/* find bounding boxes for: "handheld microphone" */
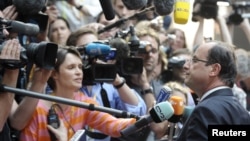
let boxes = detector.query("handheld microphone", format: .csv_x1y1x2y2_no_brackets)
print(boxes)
120,101,174,137
156,85,172,103
168,96,185,123
122,0,148,10
168,96,184,141
182,105,194,122
84,42,111,56
174,0,190,24
153,0,175,16
99,0,115,20
70,130,85,141
0,19,40,36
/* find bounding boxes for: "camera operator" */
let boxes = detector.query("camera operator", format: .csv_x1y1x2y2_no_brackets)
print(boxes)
63,27,146,141
0,38,21,141
0,4,59,141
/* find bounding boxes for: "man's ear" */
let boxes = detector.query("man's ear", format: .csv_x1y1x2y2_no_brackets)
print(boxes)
210,63,221,76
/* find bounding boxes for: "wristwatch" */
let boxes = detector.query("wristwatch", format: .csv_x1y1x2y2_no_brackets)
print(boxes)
76,5,83,10
114,77,126,89
141,87,153,95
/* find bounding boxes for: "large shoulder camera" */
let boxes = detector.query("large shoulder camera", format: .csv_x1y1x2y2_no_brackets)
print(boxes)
0,40,58,70
76,41,117,85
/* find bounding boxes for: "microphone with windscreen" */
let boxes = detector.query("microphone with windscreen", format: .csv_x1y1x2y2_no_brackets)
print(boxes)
122,0,148,10
120,101,174,137
99,0,115,20
153,0,175,16
0,18,40,36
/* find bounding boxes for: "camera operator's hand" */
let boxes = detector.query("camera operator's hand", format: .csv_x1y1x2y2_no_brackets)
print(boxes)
0,39,21,61
27,66,52,93
47,119,68,141
130,67,150,89
81,23,105,34
67,0,91,16
45,5,59,23
2,5,18,20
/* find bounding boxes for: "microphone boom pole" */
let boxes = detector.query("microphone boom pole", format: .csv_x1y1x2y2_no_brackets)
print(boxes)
98,6,155,34
0,84,139,119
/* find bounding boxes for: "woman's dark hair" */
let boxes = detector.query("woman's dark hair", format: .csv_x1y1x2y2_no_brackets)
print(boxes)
47,47,82,90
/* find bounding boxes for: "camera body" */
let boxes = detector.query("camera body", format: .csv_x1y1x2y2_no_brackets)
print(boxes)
77,42,117,85
192,0,219,21
0,41,58,70
228,1,250,25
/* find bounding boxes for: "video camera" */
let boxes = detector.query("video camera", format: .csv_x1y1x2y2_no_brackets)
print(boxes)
78,25,157,85
227,1,250,25
0,40,58,70
0,18,58,70
192,0,230,21
76,41,117,85
114,26,159,76
161,56,186,83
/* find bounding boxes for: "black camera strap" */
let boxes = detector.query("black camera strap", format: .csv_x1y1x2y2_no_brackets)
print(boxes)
100,83,111,108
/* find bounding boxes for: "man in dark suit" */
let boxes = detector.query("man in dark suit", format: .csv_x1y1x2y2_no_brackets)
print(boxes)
176,40,250,141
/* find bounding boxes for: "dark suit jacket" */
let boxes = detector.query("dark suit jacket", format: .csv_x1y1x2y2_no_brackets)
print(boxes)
176,88,250,141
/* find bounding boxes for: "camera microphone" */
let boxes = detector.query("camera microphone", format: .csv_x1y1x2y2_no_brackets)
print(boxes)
85,42,111,56
0,18,40,36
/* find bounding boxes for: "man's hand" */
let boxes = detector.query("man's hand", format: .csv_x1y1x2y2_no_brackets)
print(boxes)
0,39,21,61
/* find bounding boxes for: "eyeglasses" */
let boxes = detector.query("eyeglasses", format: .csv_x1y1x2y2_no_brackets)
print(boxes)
191,57,209,64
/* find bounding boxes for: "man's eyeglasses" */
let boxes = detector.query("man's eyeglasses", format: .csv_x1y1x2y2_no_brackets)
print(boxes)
191,57,209,64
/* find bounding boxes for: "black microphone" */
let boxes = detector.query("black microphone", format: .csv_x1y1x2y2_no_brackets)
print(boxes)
0,18,40,36
153,0,175,15
99,0,115,20
12,0,46,16
122,0,148,10
120,101,174,137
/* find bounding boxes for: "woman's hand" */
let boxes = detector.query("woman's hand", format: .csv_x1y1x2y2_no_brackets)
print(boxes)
47,119,68,141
